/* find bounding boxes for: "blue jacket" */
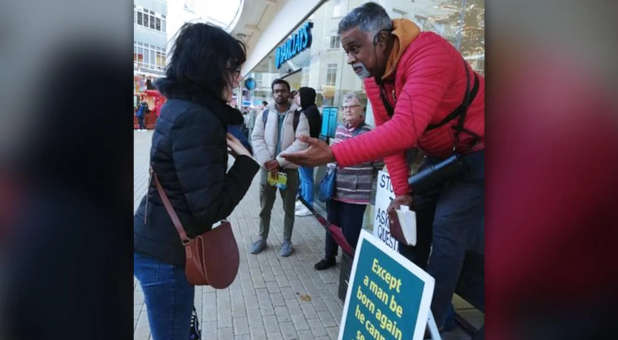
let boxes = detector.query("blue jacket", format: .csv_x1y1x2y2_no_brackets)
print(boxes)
135,103,147,118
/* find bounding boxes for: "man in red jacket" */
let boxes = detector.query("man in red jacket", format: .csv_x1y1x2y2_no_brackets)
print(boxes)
282,2,484,334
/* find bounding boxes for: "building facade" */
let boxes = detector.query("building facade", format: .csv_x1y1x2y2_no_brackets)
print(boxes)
133,0,167,96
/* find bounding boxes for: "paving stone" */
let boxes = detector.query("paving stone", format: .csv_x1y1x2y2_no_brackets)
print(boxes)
233,316,250,335
291,313,310,331
308,318,329,337
279,321,298,340
297,329,314,340
218,327,234,340
274,306,291,323
326,326,340,339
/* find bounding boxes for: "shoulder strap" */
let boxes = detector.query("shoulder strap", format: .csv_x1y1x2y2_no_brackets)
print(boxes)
293,110,300,132
151,168,190,245
262,109,269,127
427,60,479,131
379,85,395,117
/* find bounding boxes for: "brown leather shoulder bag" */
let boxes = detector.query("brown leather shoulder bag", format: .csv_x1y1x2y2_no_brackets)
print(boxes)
151,169,239,288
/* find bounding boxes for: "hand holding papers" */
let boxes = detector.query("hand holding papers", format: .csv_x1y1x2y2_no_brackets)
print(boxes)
388,205,417,246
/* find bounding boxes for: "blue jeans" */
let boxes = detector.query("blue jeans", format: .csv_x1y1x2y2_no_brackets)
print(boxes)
298,166,314,206
134,252,194,340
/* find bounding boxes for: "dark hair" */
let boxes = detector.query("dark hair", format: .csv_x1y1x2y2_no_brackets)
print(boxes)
262,101,268,106
156,23,246,101
338,2,392,35
271,78,290,92
290,90,298,98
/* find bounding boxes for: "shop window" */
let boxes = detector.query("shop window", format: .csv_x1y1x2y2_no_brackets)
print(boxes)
330,36,341,49
326,64,337,86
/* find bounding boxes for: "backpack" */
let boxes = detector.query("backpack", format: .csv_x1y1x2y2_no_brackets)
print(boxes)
262,109,300,133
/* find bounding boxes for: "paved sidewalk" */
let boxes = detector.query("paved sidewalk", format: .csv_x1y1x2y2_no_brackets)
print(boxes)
133,130,478,340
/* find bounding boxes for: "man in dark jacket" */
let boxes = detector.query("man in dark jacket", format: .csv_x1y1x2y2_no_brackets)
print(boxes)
294,87,322,216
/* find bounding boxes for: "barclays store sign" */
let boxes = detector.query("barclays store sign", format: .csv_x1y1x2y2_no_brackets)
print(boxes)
275,22,313,69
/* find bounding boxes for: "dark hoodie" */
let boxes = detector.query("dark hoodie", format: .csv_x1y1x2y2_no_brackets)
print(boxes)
298,87,322,138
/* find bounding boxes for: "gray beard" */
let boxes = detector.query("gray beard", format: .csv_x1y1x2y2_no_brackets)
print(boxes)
352,62,371,79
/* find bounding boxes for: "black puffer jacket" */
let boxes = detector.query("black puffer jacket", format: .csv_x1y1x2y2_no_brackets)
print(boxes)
134,94,259,266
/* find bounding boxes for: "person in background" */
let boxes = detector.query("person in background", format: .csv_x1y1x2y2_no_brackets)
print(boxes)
136,101,148,130
250,79,309,257
281,2,485,334
294,87,322,217
133,23,258,340
314,92,381,270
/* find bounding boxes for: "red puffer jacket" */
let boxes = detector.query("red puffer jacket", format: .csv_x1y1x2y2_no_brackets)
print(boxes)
331,31,485,196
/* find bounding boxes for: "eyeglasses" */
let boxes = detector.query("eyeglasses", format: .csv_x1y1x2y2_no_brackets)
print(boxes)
342,104,361,110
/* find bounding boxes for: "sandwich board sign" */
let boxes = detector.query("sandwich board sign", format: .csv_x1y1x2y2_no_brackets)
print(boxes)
338,230,440,340
373,170,398,251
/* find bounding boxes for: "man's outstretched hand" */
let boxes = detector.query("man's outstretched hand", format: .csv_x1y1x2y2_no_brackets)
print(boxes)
280,135,336,167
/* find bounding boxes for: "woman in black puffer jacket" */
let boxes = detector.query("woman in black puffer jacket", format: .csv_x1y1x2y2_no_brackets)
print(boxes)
134,23,259,340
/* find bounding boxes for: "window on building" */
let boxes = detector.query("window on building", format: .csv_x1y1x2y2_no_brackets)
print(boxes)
143,47,149,66
326,64,337,86
156,18,161,31
329,36,340,49
162,19,166,32
143,13,149,27
137,12,143,25
149,15,155,29
332,0,344,17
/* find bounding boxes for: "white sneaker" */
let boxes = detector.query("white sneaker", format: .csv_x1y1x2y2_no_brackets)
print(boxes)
295,206,312,217
295,200,303,209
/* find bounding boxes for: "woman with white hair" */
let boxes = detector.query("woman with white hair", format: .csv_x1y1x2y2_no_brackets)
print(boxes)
314,93,382,270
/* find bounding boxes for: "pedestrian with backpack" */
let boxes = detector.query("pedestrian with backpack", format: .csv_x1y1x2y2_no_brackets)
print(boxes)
250,79,309,257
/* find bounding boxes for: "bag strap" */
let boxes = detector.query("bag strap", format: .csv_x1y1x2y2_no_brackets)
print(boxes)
427,60,479,132
293,110,300,132
151,168,191,245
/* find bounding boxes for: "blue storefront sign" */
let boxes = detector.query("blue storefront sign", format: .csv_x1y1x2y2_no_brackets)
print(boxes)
338,231,435,340
275,22,313,69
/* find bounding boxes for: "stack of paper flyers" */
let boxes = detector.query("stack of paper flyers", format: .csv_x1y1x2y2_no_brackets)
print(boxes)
267,171,288,190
